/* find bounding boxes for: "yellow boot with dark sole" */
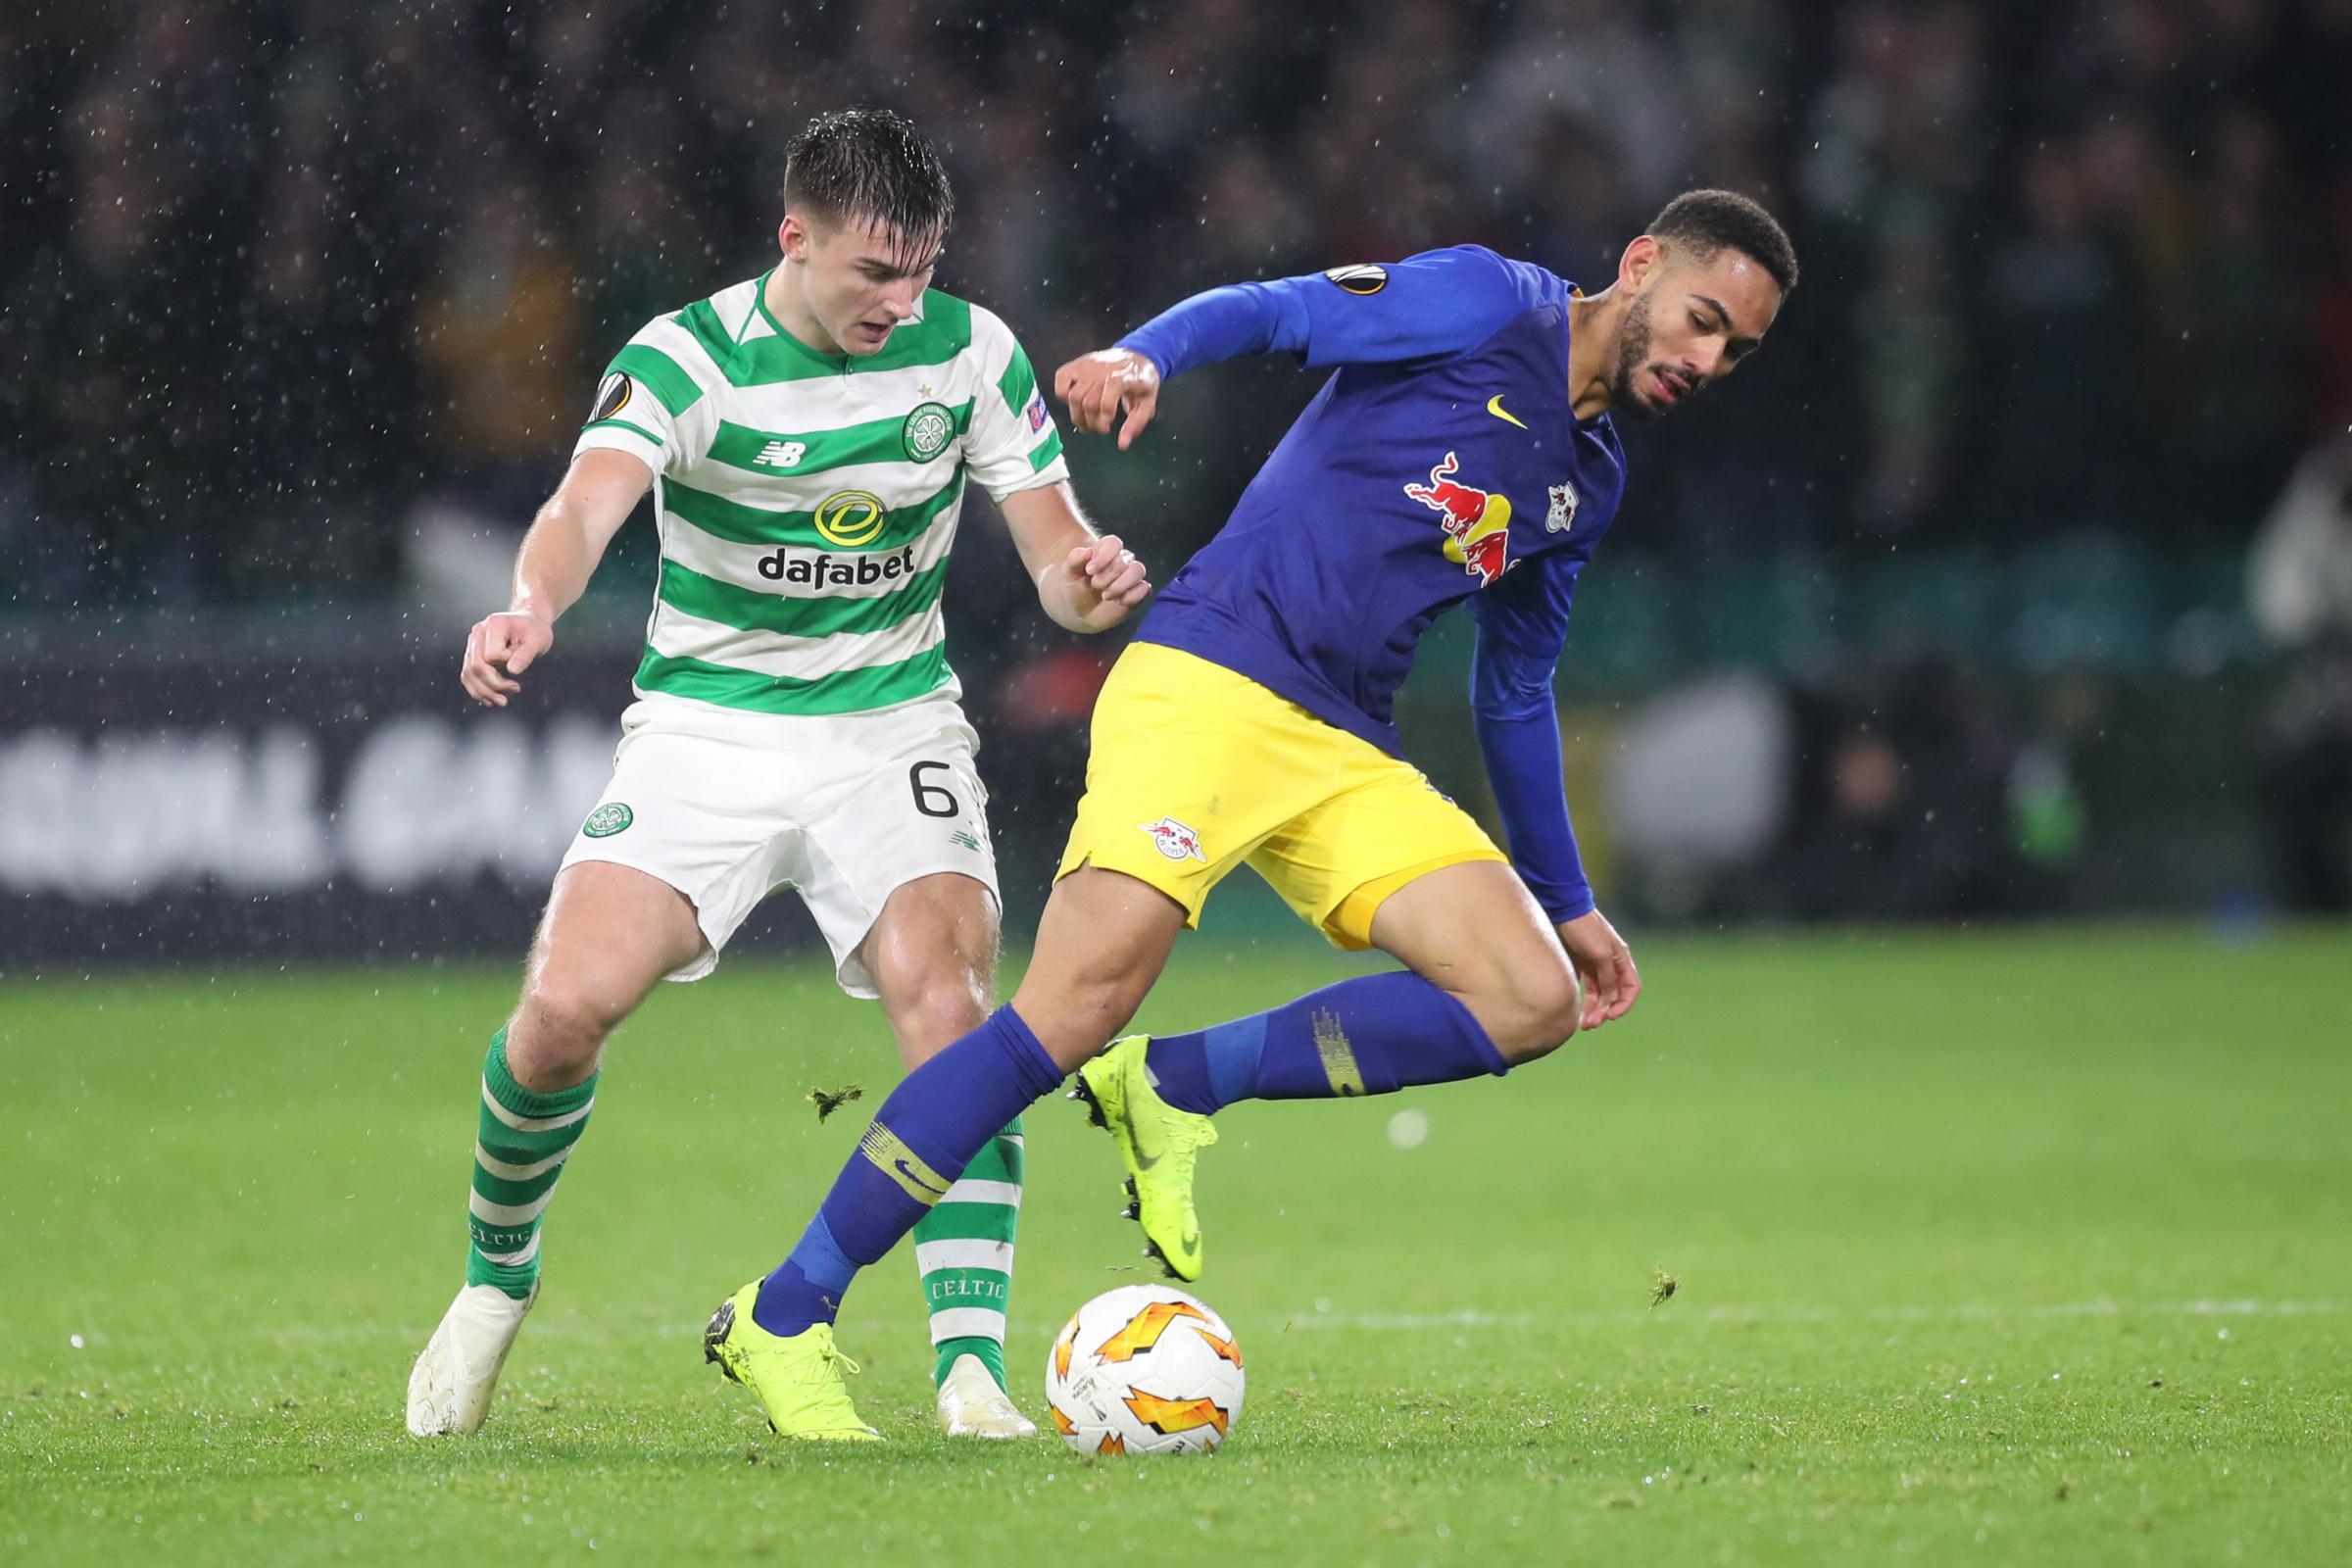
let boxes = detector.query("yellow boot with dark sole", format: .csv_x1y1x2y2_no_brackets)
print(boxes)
1070,1035,1216,1282
704,1283,880,1442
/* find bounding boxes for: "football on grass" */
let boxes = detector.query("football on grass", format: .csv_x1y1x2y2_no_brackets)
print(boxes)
1044,1284,1246,1455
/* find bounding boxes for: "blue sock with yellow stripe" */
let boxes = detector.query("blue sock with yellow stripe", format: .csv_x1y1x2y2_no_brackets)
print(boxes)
1143,971,1508,1114
753,1006,1065,1337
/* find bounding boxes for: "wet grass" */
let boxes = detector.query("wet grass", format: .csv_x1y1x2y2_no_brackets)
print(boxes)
3,924,2348,1564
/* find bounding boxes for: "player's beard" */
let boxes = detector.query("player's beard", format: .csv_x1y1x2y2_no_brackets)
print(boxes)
1609,293,1668,420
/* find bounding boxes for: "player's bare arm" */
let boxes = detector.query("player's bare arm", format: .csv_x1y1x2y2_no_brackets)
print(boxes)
1053,348,1161,449
998,480,1152,633
459,448,653,708
1556,906,1641,1031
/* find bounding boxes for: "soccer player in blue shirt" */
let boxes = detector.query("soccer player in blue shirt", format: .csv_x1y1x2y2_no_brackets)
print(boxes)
704,190,1796,1439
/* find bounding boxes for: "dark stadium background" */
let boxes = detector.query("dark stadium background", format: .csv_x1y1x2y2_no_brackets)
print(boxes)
5,12,2350,1565
4,0,2350,963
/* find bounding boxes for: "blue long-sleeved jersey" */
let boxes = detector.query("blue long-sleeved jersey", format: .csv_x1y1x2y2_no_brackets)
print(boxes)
1118,245,1625,920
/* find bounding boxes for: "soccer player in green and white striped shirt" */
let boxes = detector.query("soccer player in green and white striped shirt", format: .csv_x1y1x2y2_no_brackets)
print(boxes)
406,110,1151,1444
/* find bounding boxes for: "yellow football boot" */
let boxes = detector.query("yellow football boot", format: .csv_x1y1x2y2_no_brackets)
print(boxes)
1071,1035,1217,1281
703,1283,880,1442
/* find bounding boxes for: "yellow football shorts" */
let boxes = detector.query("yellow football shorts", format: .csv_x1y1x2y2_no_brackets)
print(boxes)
1055,643,1506,949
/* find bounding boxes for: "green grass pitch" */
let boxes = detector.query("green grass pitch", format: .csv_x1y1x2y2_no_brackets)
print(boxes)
3,925,2348,1564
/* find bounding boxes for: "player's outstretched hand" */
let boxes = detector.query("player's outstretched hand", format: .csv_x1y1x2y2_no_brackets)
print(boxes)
1050,533,1152,633
461,610,554,708
1557,907,1642,1031
1054,348,1161,449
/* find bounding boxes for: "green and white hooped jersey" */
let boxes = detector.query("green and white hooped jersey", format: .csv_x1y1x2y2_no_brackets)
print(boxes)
574,274,1069,718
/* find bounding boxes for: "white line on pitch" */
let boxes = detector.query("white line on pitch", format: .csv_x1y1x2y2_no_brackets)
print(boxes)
246,1297,2350,1348
1278,1298,2352,1332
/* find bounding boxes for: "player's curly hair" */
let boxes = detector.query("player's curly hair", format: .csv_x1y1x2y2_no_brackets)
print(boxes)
1648,189,1798,295
784,108,954,268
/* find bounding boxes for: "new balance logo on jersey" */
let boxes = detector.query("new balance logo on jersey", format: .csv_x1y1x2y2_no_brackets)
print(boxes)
754,440,807,467
758,543,917,589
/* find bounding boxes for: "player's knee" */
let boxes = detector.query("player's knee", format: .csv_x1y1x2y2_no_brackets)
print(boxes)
512,975,631,1078
895,966,993,1058
868,881,998,987
868,929,997,1063
1482,960,1583,1065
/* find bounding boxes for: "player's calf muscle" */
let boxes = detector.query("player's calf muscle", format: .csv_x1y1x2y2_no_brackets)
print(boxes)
1010,955,1159,1068
1017,930,1171,1064
1012,869,1183,1067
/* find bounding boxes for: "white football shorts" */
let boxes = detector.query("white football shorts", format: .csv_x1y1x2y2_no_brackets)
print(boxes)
558,692,1000,996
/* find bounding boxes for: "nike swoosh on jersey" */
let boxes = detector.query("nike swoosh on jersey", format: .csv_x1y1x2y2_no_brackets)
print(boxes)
1486,394,1528,430
895,1158,947,1196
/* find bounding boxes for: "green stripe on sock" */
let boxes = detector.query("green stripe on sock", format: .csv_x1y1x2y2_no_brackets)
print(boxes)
469,1159,569,1207
922,1265,1012,1308
936,1335,1005,1390
477,1125,582,1163
465,1026,597,1299
957,1129,1024,1187
923,1201,1018,1245
915,1117,1022,1389
482,1029,597,1118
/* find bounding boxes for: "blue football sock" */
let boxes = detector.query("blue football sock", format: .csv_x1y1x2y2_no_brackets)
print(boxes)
1144,970,1508,1115
753,1005,1065,1336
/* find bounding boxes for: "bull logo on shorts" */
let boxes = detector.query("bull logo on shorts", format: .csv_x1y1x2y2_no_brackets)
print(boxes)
1138,815,1206,862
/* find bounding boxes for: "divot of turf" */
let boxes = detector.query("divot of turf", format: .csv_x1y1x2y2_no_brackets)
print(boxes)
807,1082,863,1122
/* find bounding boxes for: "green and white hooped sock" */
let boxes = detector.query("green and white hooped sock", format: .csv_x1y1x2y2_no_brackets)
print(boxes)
912,1116,1023,1389
466,1026,598,1300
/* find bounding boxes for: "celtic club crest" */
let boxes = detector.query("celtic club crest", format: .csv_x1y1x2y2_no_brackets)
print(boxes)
582,803,633,838
902,401,955,462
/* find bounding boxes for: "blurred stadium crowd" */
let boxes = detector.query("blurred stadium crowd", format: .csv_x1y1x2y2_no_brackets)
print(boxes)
6,0,2350,596
4,0,2349,924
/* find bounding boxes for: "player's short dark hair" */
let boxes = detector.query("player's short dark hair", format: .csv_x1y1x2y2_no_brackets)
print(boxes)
1648,189,1799,296
783,108,954,267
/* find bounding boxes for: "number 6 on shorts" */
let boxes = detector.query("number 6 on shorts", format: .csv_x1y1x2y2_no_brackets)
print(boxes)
909,760,959,818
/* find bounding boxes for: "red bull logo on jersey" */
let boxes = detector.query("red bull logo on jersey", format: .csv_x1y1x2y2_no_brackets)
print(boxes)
1402,452,1514,585
1139,815,1208,862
